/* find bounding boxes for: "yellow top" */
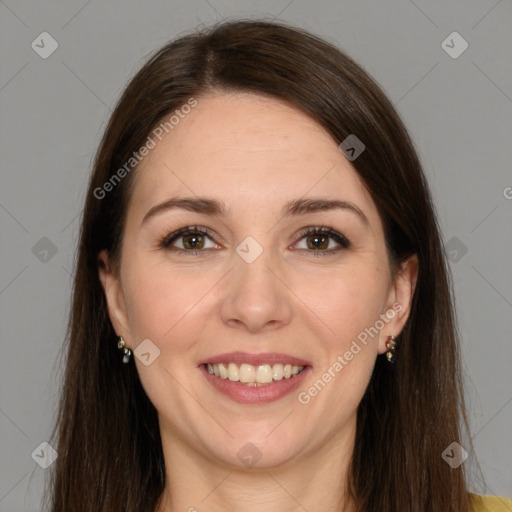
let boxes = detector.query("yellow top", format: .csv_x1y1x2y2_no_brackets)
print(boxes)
471,494,512,511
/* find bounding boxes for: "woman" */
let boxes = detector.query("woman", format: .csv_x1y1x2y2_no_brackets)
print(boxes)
44,19,511,512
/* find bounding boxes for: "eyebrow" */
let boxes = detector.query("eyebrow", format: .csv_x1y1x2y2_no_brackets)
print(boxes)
142,196,369,226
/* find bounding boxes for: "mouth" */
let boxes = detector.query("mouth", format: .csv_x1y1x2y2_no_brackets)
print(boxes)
203,362,307,386
198,352,312,404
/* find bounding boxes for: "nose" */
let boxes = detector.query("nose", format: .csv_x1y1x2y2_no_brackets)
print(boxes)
220,249,293,334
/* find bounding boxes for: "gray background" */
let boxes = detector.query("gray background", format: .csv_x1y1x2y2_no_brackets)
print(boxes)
0,0,511,509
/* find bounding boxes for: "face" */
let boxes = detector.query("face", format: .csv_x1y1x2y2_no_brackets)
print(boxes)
100,91,417,470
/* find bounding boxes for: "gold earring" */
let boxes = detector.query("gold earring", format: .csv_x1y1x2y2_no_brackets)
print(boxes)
385,334,397,363
117,336,132,364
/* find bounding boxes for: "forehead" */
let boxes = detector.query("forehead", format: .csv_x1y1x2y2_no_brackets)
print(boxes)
129,91,377,221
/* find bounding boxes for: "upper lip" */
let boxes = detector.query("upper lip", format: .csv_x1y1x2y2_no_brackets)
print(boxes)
198,351,312,367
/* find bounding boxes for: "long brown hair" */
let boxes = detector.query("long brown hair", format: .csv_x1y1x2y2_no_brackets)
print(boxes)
44,19,475,511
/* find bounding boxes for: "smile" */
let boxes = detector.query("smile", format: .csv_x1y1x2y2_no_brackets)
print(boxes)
206,362,306,386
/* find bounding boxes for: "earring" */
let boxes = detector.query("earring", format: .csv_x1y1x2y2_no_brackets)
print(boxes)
117,336,132,364
385,334,397,363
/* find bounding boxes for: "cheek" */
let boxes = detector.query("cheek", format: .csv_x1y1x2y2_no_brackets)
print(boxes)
122,256,224,352
294,262,389,345
295,268,385,420
122,245,390,353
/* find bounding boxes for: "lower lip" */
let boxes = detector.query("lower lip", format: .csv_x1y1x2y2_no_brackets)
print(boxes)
200,365,312,404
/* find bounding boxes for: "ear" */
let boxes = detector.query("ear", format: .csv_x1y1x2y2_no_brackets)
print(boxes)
98,250,130,339
377,254,419,354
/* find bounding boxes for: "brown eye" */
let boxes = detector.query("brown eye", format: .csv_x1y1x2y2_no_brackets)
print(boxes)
294,226,350,255
182,232,205,250
160,225,220,254
306,233,330,251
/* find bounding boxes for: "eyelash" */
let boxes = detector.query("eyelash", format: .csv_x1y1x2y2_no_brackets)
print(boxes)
159,224,351,256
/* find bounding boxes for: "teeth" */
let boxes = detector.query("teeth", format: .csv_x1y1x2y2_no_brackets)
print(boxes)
218,363,228,379
256,364,273,384
239,363,256,383
228,362,239,381
206,362,305,385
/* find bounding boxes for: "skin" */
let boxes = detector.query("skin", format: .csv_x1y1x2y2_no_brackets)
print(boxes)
99,91,418,512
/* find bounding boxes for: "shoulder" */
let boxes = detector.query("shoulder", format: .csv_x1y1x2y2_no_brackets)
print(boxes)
470,494,512,512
